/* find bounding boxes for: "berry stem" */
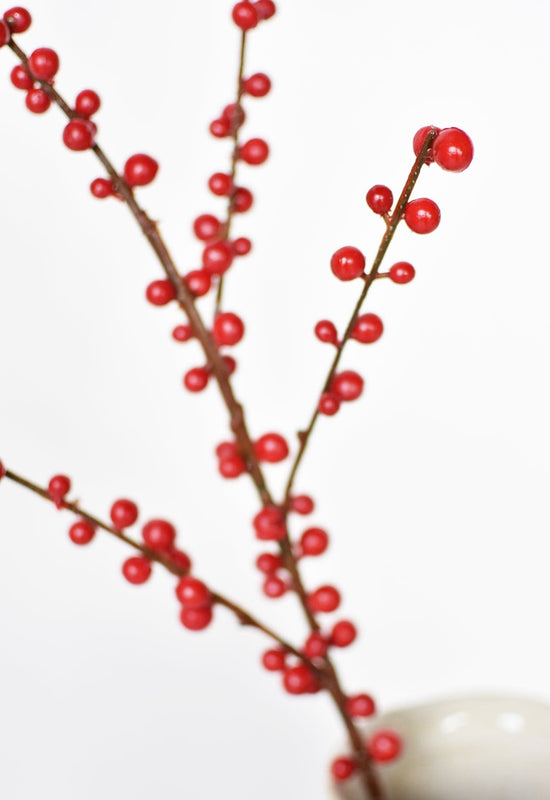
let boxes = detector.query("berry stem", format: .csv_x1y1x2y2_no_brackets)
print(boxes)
282,129,438,507
1,467,314,667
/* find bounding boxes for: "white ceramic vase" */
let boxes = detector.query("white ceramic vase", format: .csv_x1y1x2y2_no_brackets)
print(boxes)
329,695,550,800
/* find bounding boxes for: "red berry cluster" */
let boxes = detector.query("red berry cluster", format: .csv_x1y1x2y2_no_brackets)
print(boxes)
232,0,276,30
176,575,213,631
331,729,402,783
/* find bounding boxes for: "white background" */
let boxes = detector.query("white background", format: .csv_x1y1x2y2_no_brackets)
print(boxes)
1,1,549,798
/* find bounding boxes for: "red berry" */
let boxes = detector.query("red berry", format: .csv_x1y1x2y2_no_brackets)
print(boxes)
346,693,376,718
218,455,246,479
222,102,246,131
122,556,151,585
212,312,245,346
300,527,329,556
318,392,340,416
175,576,211,608
368,730,402,763
331,757,356,782
413,125,441,164
146,279,175,306
330,246,366,281
4,7,31,33
28,48,59,81
283,664,314,695
253,506,286,541
239,138,269,165
254,433,289,463
404,198,440,234
222,355,237,375
0,461,5,479
180,606,213,631
243,72,271,97
351,313,383,344
389,261,415,284
254,0,276,18
184,366,210,392
232,237,252,256
330,620,357,647
110,499,138,529
232,1,259,29
75,89,100,117
210,117,230,138
202,241,234,275
90,178,114,198
124,154,159,187
25,87,50,113
142,519,176,551
308,585,341,613
185,270,211,297
330,371,364,402
172,324,192,342
0,18,9,44
315,320,338,344
10,64,32,90
63,119,95,151
256,552,282,574
262,648,286,671
208,173,232,196
433,127,474,172
48,474,71,505
290,495,314,515
263,575,287,598
166,548,192,573
366,185,393,215
233,187,253,213
68,519,95,546
303,632,328,659
216,441,239,460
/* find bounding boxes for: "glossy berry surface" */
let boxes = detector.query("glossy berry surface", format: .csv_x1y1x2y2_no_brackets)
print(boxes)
185,270,211,297
180,606,213,631
68,519,95,546
233,187,253,213
413,125,440,163
124,154,158,187
330,371,364,402
433,127,474,172
262,648,286,671
218,455,246,479
193,214,222,241
368,730,402,763
330,620,357,647
389,261,415,284
404,198,440,234
243,72,271,97
142,519,176,551
212,312,245,346
232,237,252,256
366,185,393,215
256,553,282,574
0,19,9,45
331,757,356,782
351,313,383,344
347,693,376,718
263,575,287,598
90,178,114,199
146,279,175,306
283,664,314,695
253,506,286,541
315,320,338,344
172,324,192,342
208,173,232,196
184,367,210,392
239,138,269,165
232,1,259,29
290,495,314,515
308,585,341,613
4,7,32,33
318,392,340,416
75,89,100,117
28,48,59,80
63,119,95,151
254,0,276,18
25,88,50,113
202,241,234,275
48,475,71,502
166,548,192,574
303,632,328,659
122,556,151,585
254,433,289,463
10,64,32,90
110,499,138,529
175,576,211,608
330,246,366,281
300,527,329,556
216,442,239,460
210,117,230,138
